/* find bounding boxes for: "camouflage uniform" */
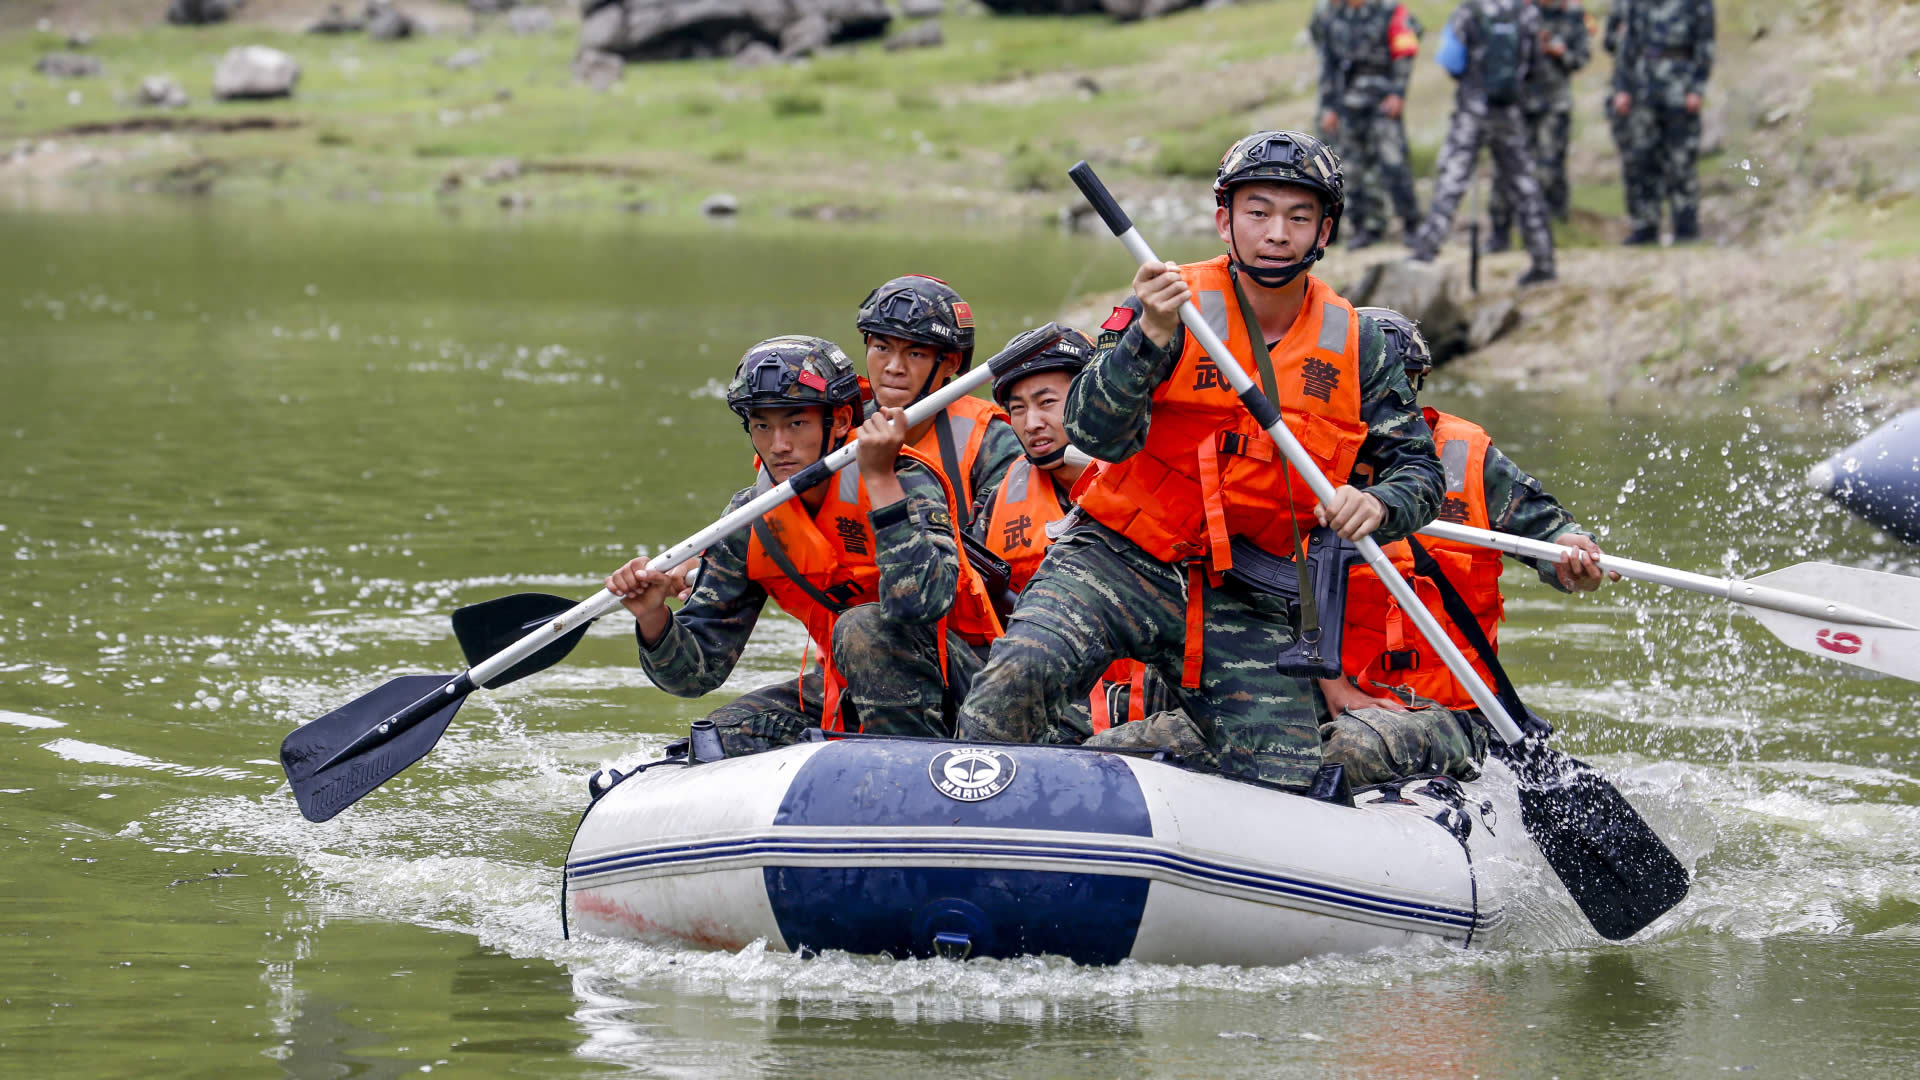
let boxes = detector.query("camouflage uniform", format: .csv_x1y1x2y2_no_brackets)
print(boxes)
1600,7,1655,237
954,300,1444,789
1319,393,1598,786
1410,0,1557,278
1609,0,1716,238
1311,0,1423,242
638,459,979,756
1489,0,1592,244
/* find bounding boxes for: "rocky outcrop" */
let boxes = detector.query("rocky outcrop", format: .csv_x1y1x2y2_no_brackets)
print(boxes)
365,2,420,39
34,53,102,79
577,0,890,62
166,0,245,25
212,45,300,101
1339,259,1473,367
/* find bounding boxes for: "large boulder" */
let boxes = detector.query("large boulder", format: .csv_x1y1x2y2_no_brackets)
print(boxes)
167,0,245,25
579,0,890,61
1340,259,1472,367
212,45,301,101
364,2,420,39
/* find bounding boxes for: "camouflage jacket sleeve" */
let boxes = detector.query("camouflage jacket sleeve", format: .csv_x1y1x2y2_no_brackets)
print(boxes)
1353,314,1445,542
1312,3,1340,113
1689,0,1715,96
1609,2,1635,92
1065,296,1181,462
968,417,1025,529
1602,5,1622,55
1481,442,1593,591
1562,5,1593,72
636,487,769,698
868,458,960,625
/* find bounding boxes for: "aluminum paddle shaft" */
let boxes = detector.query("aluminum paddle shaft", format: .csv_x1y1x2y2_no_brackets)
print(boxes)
1417,520,1917,630
463,325,1066,690
1066,162,1527,746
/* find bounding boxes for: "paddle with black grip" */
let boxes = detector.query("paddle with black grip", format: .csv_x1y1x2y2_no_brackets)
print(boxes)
1066,160,1689,940
280,324,1069,823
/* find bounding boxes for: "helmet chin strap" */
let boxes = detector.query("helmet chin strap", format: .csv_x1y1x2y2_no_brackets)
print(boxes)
1227,205,1325,290
1032,443,1095,470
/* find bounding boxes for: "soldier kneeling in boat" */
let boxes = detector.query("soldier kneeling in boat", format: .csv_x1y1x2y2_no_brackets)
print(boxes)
1317,308,1619,786
606,336,1003,756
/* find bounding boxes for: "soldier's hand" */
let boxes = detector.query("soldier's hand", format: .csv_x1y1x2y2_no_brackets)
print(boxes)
1379,95,1403,119
607,556,677,643
855,405,908,479
1315,486,1386,540
1319,108,1340,134
665,556,699,604
1318,676,1410,716
1544,38,1568,58
1684,92,1702,114
1554,533,1620,592
1133,260,1189,348
1611,91,1632,116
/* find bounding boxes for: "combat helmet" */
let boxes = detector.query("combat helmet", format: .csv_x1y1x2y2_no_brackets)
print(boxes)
725,335,863,433
1356,307,1433,389
1215,130,1346,287
855,274,976,371
991,327,1094,409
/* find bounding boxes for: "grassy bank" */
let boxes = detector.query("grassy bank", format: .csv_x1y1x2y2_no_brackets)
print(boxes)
4,0,1916,404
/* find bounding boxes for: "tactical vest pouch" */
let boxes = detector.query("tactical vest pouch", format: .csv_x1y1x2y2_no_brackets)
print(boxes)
1273,528,1363,679
961,529,1018,621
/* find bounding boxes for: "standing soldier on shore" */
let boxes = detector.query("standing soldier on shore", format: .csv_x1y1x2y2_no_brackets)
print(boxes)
1609,0,1715,243
1488,0,1591,250
1408,0,1557,285
1311,0,1425,248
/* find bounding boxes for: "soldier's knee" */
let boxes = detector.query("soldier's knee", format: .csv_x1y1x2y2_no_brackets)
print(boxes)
829,603,910,672
1321,705,1485,787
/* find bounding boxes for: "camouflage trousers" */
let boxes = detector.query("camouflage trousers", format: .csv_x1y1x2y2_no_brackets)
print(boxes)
1620,104,1703,230
1490,105,1574,238
1413,102,1555,272
701,604,982,756
954,519,1325,789
1321,701,1488,787
1322,100,1420,239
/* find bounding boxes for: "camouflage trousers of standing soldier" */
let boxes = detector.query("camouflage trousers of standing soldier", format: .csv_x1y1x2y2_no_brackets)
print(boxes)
954,518,1325,789
700,604,983,756
1413,102,1555,272
1490,105,1574,239
1323,101,1421,240
1622,104,1703,231
1606,95,1661,232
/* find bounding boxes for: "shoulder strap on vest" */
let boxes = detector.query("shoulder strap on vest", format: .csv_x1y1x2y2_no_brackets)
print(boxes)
751,517,850,615
1403,535,1549,735
933,410,966,504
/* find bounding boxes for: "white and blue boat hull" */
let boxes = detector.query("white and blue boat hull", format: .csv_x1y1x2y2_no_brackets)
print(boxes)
564,738,1528,967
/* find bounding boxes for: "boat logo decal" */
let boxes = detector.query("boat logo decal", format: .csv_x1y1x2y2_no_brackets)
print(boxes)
928,747,1017,803
1814,628,1862,655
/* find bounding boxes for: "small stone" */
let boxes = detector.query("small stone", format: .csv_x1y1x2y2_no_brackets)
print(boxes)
436,171,463,195
732,41,780,68
507,6,555,34
34,53,102,79
481,156,521,183
365,2,419,41
442,48,489,70
136,75,190,109
213,45,300,101
66,30,96,49
306,3,364,33
700,192,739,217
498,190,531,210
571,48,624,90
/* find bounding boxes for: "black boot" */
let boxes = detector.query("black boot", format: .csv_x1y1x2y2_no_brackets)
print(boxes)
1623,224,1659,246
1516,266,1557,287
1485,228,1511,254
1345,228,1381,250
1672,210,1699,242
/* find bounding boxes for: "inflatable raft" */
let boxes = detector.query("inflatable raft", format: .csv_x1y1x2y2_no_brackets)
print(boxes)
562,735,1533,967
1808,409,1920,544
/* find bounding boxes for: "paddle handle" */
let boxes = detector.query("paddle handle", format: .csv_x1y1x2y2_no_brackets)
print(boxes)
1417,520,1916,630
465,326,1067,689
1068,162,1527,746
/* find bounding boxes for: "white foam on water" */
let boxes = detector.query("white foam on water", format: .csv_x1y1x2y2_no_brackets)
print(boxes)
40,738,260,782
0,709,65,729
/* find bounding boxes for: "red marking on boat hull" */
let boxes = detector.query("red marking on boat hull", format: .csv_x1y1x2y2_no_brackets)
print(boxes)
570,890,750,951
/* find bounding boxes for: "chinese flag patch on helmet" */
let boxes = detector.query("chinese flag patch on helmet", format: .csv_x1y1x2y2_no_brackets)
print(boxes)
951,301,974,329
796,369,828,391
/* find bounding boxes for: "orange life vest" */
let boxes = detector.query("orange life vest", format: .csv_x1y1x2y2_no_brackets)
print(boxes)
1340,410,1506,709
911,393,1009,517
745,445,1003,729
1076,258,1369,686
980,456,1149,728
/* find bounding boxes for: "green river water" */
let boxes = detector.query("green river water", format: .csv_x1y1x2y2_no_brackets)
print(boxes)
3,200,1918,1079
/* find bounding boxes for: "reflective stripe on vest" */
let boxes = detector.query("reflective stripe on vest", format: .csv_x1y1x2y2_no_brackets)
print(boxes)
910,394,1006,513
982,457,1073,592
1338,410,1506,709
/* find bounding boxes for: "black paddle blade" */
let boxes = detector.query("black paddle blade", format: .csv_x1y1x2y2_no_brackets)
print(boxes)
451,592,594,689
280,674,467,823
1495,739,1691,940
